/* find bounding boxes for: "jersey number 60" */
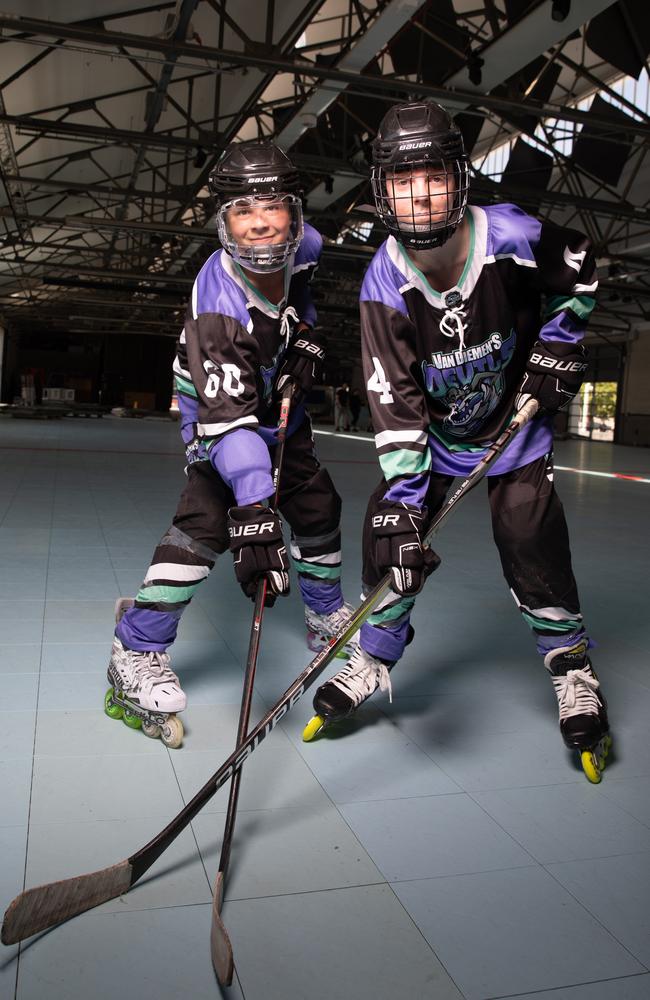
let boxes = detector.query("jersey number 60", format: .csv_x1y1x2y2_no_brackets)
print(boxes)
204,362,245,398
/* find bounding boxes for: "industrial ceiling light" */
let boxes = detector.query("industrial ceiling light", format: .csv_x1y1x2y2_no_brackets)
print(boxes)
551,0,571,22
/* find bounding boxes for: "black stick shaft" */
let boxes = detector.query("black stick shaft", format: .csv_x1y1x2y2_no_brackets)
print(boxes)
216,385,293,882
129,400,537,883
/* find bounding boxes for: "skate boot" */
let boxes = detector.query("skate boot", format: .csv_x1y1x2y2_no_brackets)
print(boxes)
105,599,186,748
305,601,359,658
544,638,611,783
302,645,393,741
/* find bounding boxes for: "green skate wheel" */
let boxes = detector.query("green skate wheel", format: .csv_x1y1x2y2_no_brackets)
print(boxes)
104,688,123,720
302,714,325,742
122,710,142,730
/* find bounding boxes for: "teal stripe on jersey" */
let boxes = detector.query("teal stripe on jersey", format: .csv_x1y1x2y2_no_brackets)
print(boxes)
292,558,341,581
174,374,198,398
136,582,200,605
521,609,583,633
545,294,596,321
379,446,431,482
367,595,416,628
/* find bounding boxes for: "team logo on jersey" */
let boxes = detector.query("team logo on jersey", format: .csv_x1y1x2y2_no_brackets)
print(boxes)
422,330,516,438
260,347,284,400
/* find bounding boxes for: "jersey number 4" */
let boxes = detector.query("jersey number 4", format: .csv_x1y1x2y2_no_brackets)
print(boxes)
367,356,394,404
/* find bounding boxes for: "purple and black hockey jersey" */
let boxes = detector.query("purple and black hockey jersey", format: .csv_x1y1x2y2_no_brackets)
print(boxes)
173,223,322,505
360,203,598,506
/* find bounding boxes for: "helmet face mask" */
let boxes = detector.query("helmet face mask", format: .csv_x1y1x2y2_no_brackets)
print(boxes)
209,141,303,273
216,192,303,274
371,101,470,250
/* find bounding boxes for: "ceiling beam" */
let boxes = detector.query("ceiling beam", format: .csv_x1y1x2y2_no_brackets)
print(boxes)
1,13,649,136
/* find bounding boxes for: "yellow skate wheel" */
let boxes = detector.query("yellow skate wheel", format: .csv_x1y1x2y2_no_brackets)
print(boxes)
104,688,123,720
142,720,161,740
160,715,183,749
581,749,602,784
302,715,325,742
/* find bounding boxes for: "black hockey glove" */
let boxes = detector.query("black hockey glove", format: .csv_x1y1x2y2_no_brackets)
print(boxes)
275,329,325,403
516,340,588,414
371,501,441,598
227,505,289,606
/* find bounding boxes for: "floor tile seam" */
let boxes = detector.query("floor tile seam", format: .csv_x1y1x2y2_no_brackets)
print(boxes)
598,788,650,832
18,443,58,996
481,969,650,1000
542,852,650,975
463,785,650,866
463,788,549,867
221,878,390,906
381,878,468,999
539,858,650,973
168,742,215,898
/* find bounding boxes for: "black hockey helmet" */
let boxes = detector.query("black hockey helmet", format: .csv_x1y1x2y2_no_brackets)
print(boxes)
209,140,303,272
371,100,470,250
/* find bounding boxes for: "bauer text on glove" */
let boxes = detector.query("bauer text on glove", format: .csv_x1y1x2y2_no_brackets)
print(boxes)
372,501,441,597
516,340,588,414
275,329,325,402
227,505,289,604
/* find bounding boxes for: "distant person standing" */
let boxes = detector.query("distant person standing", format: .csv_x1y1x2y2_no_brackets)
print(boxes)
335,381,350,431
349,388,362,431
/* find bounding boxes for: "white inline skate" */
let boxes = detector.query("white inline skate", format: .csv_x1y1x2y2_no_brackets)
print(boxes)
105,598,186,748
304,601,359,658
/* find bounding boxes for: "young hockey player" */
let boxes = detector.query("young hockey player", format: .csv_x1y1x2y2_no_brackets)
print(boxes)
306,100,610,781
105,140,353,747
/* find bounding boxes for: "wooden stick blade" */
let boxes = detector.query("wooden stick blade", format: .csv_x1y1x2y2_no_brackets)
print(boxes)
210,871,234,987
1,860,132,945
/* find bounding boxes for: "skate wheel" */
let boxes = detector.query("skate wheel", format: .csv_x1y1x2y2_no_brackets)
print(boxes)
580,749,602,783
302,715,325,742
104,688,123,720
142,720,161,740
122,709,142,730
581,733,612,783
160,715,183,749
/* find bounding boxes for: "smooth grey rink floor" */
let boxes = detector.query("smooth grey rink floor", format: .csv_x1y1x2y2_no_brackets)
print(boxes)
0,411,649,1000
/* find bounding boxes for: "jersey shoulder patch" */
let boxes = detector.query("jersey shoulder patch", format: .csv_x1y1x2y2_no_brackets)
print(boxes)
484,202,542,265
191,250,249,327
360,241,409,316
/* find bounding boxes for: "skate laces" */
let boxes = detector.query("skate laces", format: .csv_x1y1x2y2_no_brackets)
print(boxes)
137,651,180,692
114,641,179,694
331,647,393,707
552,668,601,722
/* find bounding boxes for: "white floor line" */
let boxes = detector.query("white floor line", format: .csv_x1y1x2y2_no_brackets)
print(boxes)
312,429,650,483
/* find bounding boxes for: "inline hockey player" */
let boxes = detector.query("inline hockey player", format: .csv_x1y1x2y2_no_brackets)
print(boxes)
106,140,354,747
305,101,610,781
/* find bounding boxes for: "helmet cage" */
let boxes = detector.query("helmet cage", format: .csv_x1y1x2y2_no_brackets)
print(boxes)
216,192,304,273
371,156,469,250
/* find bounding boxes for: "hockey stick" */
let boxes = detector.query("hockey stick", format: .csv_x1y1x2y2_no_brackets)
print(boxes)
211,383,293,987
1,399,538,946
